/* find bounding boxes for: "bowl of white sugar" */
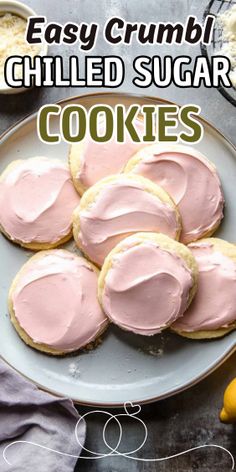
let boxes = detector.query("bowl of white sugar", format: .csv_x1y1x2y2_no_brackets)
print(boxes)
0,0,48,94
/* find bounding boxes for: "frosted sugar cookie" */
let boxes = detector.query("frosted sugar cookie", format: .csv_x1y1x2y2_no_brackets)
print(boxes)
172,238,236,339
73,173,181,267
0,157,80,250
69,117,145,195
124,144,224,244
8,250,108,355
98,232,198,335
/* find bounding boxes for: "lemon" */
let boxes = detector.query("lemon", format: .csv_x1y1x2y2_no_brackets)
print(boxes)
220,378,236,423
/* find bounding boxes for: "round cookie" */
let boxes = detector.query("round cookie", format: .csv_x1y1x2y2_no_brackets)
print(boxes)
73,173,182,267
98,232,198,335
124,144,224,244
0,157,80,250
69,117,145,195
8,249,108,355
172,238,236,339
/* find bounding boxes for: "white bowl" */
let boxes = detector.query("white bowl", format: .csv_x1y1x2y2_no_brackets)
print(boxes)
0,0,48,94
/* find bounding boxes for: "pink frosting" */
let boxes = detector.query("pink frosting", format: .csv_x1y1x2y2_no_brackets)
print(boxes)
77,177,180,266
76,118,145,188
172,241,236,332
130,145,224,244
101,237,194,335
0,157,80,244
12,250,108,352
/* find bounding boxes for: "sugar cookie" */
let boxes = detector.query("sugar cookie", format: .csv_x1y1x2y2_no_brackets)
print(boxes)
172,238,236,339
98,232,198,335
73,174,181,267
69,118,145,195
0,157,80,249
124,144,224,244
8,250,108,355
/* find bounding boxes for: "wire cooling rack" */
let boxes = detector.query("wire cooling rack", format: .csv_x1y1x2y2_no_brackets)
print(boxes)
201,0,236,107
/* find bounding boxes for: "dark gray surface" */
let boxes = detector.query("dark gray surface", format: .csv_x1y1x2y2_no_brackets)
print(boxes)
0,0,236,470
77,356,236,472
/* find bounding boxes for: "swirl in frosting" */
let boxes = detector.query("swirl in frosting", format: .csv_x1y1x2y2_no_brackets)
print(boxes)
70,118,145,190
126,144,224,244
75,175,181,266
11,250,108,352
0,157,80,245
172,240,236,332
100,237,194,335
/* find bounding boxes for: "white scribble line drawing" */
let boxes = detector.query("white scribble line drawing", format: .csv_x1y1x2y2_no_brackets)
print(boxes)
2,402,235,469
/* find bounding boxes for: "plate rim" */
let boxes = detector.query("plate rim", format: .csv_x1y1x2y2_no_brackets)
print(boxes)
1,337,235,407
1,91,236,407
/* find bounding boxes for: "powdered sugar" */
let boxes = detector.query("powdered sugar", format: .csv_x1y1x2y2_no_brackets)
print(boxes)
218,5,236,87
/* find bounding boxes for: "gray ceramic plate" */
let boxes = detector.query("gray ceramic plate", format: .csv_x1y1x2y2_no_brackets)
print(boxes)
1,92,236,407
